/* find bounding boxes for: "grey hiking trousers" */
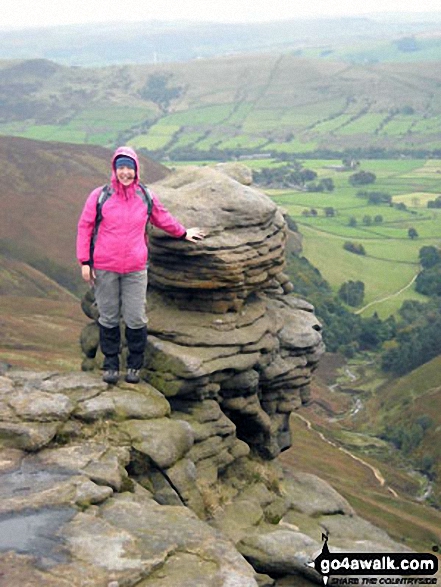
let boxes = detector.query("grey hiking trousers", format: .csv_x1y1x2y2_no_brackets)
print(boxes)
94,269,148,329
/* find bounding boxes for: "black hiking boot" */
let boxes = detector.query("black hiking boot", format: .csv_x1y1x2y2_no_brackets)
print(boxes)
125,368,140,384
103,370,119,385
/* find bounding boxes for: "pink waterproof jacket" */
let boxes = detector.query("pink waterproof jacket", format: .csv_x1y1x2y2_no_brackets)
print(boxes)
76,147,186,273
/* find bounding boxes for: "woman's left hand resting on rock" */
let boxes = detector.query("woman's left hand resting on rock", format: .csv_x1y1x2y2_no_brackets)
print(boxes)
185,228,206,242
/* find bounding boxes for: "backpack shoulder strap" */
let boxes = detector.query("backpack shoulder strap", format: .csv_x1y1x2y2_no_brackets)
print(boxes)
90,184,113,263
96,184,113,218
136,183,154,224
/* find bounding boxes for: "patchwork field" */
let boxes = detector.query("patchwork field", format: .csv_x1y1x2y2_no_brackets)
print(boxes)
259,158,441,317
2,54,441,155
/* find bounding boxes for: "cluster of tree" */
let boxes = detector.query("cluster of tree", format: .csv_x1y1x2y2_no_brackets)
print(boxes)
379,248,441,375
272,147,441,160
338,280,365,307
343,241,366,255
284,220,441,374
380,416,433,457
139,73,183,111
302,208,318,217
284,245,395,357
152,143,441,163
362,214,383,225
305,178,334,192
356,190,392,205
427,195,441,209
415,245,441,296
301,207,335,217
252,163,321,189
381,299,441,375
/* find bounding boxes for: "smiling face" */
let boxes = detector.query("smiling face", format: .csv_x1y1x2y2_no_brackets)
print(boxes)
116,165,136,186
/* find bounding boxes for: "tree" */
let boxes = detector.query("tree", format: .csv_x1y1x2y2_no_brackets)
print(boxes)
343,241,366,255
408,227,418,239
359,313,396,350
324,207,335,217
374,215,383,224
381,300,441,375
338,280,365,307
415,265,441,296
349,171,376,186
320,178,335,192
348,216,357,227
419,246,441,269
427,196,441,209
362,215,372,226
140,73,183,111
356,190,391,205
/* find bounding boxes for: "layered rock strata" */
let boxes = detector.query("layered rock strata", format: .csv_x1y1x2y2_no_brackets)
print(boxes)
80,164,324,468
0,166,415,585
0,369,413,587
147,165,289,313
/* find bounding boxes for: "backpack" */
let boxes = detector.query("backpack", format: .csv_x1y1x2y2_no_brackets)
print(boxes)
90,183,153,264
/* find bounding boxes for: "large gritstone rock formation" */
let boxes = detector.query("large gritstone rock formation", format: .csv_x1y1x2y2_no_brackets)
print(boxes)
81,163,324,467
0,165,415,586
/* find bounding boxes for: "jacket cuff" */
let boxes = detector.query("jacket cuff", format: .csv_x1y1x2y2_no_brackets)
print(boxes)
180,231,187,240
81,260,91,266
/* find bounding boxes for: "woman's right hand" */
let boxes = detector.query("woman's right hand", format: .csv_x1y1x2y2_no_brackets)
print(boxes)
81,265,96,284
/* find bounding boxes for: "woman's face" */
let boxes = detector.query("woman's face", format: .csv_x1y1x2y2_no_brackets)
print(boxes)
116,165,136,186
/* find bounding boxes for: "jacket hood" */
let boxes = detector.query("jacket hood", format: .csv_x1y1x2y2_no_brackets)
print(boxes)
111,146,140,192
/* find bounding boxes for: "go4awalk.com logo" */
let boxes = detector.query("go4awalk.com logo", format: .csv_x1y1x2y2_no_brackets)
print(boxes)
309,534,439,586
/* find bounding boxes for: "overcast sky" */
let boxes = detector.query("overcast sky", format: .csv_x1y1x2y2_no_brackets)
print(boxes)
1,0,441,29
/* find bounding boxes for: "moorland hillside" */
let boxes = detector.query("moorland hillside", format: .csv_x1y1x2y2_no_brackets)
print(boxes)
0,137,169,293
1,54,441,155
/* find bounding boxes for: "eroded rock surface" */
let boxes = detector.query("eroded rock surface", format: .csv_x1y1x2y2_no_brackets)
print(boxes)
0,166,411,585
81,165,324,461
0,369,411,587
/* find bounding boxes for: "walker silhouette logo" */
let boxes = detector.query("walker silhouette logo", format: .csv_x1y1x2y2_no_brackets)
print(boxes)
309,534,438,586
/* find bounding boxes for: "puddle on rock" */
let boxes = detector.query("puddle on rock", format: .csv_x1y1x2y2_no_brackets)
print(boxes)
0,507,76,567
0,457,78,567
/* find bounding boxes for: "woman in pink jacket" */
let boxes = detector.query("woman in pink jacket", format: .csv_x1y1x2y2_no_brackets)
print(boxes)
77,146,204,384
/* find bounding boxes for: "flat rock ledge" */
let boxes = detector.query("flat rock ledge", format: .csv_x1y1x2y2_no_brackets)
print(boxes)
0,369,411,587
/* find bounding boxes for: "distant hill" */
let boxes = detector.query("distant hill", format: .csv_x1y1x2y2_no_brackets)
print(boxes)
0,255,75,299
1,54,441,156
0,137,169,293
0,16,441,66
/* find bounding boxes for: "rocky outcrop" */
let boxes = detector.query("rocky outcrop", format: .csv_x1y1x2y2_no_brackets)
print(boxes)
0,369,412,587
0,165,412,585
81,164,324,465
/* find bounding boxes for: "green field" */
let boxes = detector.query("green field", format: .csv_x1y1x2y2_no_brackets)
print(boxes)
2,53,441,155
0,106,155,146
265,158,441,317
